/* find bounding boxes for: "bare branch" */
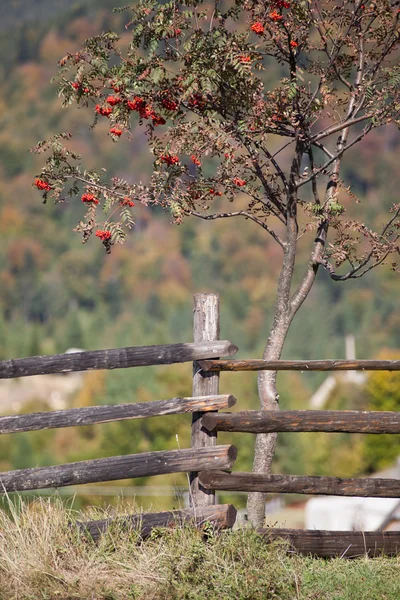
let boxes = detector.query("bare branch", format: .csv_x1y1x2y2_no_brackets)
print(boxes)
259,144,288,191
184,209,285,249
297,123,373,188
311,114,371,144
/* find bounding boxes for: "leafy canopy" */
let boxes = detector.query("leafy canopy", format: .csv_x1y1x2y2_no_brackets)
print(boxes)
33,0,399,276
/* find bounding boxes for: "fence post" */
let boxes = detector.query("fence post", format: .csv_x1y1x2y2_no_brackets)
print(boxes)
190,293,220,507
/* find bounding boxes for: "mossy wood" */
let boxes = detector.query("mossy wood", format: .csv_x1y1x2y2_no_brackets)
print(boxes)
0,395,236,435
0,446,237,493
261,528,400,558
202,410,400,434
199,470,400,497
199,359,400,372
79,504,237,541
0,340,238,379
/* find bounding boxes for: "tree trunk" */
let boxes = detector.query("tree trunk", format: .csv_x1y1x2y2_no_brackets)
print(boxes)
246,312,291,526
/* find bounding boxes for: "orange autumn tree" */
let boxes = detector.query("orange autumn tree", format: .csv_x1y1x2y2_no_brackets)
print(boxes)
33,0,400,526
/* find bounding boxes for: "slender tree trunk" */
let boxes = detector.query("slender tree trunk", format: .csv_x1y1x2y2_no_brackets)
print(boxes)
246,315,290,526
247,222,298,526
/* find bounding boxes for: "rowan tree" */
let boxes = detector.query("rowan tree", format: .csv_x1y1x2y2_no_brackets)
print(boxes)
33,0,400,526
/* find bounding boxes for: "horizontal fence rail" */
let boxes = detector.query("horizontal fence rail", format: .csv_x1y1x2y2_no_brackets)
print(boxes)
202,410,400,434
0,395,236,435
79,504,237,542
199,471,400,498
0,340,238,379
199,358,400,372
0,446,237,493
261,529,400,558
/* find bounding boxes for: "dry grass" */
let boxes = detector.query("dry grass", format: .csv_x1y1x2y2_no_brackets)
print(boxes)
0,495,399,599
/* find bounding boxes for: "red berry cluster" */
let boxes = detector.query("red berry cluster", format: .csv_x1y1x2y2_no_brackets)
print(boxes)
160,154,179,165
34,178,52,191
120,198,135,207
188,93,206,110
275,1,290,8
95,105,113,117
106,95,122,106
82,193,99,204
161,98,178,111
127,96,166,126
269,10,283,21
233,177,246,187
110,126,123,137
96,230,111,241
251,22,264,35
190,155,201,166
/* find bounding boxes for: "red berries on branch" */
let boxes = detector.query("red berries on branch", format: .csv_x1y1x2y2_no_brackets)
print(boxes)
127,97,146,111
161,98,178,111
190,155,201,166
82,192,99,204
95,230,111,241
110,127,123,137
71,82,89,93
233,177,246,187
251,22,264,35
208,188,222,196
34,178,52,191
106,95,122,106
120,198,135,207
95,105,113,117
290,41,298,48
127,97,165,126
160,154,179,165
269,11,283,22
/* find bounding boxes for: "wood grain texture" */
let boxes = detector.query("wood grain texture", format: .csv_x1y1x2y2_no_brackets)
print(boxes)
0,446,237,493
0,340,238,379
79,504,237,541
199,359,400,372
202,410,400,434
191,293,220,507
0,395,237,435
260,528,400,558
199,470,400,497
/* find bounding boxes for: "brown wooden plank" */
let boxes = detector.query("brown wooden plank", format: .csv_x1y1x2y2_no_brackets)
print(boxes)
0,446,237,493
190,293,220,507
0,340,238,379
0,395,236,435
199,471,400,497
260,528,400,558
199,358,400,372
79,504,237,542
202,410,400,434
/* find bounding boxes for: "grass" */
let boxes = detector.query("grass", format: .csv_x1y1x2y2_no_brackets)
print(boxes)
0,497,399,599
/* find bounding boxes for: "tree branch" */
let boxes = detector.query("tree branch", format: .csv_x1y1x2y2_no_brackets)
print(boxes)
183,209,285,249
311,114,371,144
297,123,373,188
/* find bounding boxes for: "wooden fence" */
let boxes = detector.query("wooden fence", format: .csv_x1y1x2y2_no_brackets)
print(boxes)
0,292,400,557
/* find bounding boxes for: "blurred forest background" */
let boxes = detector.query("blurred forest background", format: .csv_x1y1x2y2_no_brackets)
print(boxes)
0,0,399,509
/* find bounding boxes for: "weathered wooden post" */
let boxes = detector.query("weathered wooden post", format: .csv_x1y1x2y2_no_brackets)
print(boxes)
190,293,220,507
